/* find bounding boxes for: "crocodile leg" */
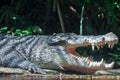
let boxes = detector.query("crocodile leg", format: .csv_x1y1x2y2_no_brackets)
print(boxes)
1,51,46,74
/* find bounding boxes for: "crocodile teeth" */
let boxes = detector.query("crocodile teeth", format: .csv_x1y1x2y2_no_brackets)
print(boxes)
86,61,90,65
105,62,114,68
96,61,102,66
89,62,93,67
92,45,95,51
86,57,88,60
84,57,88,62
88,58,104,67
91,44,95,51
100,58,104,64
92,62,96,67
108,43,111,48
89,61,99,67
107,41,116,49
110,41,115,49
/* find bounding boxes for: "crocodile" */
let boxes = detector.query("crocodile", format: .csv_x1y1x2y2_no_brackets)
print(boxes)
0,32,118,74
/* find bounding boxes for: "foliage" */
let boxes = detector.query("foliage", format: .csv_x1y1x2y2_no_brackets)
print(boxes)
0,0,119,34
108,43,120,68
0,26,43,36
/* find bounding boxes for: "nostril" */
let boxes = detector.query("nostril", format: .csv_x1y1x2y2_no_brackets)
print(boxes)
102,37,105,40
85,39,89,42
102,37,106,42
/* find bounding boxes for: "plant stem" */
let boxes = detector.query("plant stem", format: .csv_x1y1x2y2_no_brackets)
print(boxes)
56,0,65,33
80,0,86,35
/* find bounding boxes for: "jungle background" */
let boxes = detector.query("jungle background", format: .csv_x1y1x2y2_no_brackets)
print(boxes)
0,0,120,68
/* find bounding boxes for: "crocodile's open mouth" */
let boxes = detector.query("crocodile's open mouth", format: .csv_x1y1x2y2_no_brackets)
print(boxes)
64,37,118,73
65,33,118,73
49,32,118,73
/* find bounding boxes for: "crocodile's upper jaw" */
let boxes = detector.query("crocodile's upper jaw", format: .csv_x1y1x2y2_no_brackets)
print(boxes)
50,32,118,50
74,32,118,50
49,32,118,74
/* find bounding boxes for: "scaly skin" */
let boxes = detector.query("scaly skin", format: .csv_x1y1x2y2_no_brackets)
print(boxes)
0,32,118,74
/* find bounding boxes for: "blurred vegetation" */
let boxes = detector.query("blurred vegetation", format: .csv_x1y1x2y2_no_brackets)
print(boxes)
0,0,120,68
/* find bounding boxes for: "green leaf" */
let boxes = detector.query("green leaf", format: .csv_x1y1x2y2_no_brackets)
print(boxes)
15,29,22,35
32,26,43,34
7,31,11,34
116,61,120,66
86,0,90,3
0,26,8,31
108,53,118,58
22,30,32,35
12,16,17,20
15,29,21,32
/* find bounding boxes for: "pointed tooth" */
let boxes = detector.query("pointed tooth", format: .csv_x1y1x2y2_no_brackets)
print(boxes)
110,61,115,67
86,60,90,65
89,61,97,67
105,62,114,68
86,61,90,65
108,61,114,67
94,61,98,66
93,61,100,67
89,62,93,67
85,57,89,65
92,45,95,51
108,44,111,48
100,58,104,64
110,41,115,49
93,61,103,67
96,61,101,66
91,43,95,51
86,57,88,60
91,61,97,67
92,62,96,67
85,57,88,62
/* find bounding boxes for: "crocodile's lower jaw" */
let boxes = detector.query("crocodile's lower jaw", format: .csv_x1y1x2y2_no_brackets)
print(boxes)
63,64,114,74
61,56,114,74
